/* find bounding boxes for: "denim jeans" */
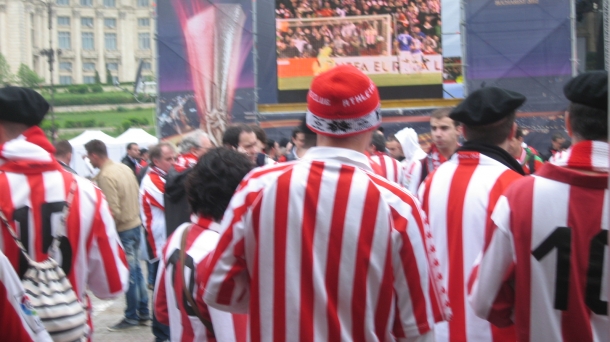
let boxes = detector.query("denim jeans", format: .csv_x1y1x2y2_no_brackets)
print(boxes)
118,226,150,323
148,260,159,287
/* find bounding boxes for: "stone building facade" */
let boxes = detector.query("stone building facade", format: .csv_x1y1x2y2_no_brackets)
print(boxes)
0,0,155,85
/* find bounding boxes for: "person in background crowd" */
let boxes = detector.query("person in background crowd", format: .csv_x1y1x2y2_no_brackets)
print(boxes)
165,131,214,237
507,126,544,175
278,137,290,159
202,65,450,341
154,148,252,341
469,70,609,342
368,132,405,185
54,139,77,174
122,142,146,176
140,147,149,162
266,138,281,161
0,88,128,339
284,126,308,161
140,142,175,342
404,107,460,194
541,131,567,161
0,250,52,342
250,124,276,166
85,139,149,332
419,87,526,342
394,127,427,192
222,123,260,165
385,134,405,161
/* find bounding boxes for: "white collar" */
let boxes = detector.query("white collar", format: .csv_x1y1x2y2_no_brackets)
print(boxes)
301,146,374,172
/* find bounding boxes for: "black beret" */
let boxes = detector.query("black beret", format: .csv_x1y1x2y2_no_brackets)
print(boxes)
450,87,526,126
563,71,607,112
0,87,49,126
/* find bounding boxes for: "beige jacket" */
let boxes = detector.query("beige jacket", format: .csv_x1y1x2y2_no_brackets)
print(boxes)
94,159,142,232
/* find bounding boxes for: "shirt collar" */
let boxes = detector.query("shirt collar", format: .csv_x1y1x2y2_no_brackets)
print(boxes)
301,146,374,172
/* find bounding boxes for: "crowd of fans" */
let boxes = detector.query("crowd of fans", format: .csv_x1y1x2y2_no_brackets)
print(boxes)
276,0,442,58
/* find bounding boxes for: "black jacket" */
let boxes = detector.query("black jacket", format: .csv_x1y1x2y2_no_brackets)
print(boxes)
164,166,193,236
121,155,138,175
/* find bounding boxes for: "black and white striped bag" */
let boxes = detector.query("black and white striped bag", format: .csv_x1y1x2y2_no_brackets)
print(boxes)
0,179,88,341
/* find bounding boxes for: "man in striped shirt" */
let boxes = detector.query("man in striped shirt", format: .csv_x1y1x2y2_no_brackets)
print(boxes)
202,65,450,341
0,87,129,337
155,148,252,341
419,87,527,342
469,71,609,341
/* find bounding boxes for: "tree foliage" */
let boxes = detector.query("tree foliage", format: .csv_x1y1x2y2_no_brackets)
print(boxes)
17,63,44,88
0,54,14,85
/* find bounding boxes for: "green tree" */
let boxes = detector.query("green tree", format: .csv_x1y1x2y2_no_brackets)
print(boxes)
0,53,14,85
106,68,113,85
17,63,44,88
94,70,101,84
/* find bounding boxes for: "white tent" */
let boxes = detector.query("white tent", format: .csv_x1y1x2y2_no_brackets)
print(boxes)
69,130,123,178
115,128,159,150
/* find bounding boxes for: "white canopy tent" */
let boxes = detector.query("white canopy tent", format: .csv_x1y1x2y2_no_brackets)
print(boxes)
69,130,123,178
115,128,159,150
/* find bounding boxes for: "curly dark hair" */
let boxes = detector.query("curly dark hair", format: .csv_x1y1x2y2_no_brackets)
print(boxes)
185,147,255,221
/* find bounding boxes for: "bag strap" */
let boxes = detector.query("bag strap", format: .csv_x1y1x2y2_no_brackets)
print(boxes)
0,177,78,261
180,225,215,335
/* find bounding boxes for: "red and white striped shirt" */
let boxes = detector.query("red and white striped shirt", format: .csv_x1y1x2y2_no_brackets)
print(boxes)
369,154,405,185
468,142,609,342
202,147,451,341
0,127,129,336
419,150,522,342
155,216,247,342
0,250,52,342
140,167,167,261
174,153,199,172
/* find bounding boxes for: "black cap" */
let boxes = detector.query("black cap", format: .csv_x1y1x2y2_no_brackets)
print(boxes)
450,87,526,126
563,71,607,112
0,87,49,126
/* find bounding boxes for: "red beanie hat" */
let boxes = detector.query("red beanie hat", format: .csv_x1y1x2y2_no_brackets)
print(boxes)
306,65,381,137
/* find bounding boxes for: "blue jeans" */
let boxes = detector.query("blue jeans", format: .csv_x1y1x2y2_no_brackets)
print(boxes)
118,226,150,323
148,260,159,287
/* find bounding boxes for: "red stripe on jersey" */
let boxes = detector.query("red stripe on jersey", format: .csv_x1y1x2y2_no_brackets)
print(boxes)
61,172,82,293
507,177,535,342
392,158,398,182
273,169,293,342
484,171,522,253
27,174,44,260
378,156,388,179
250,195,262,342
375,221,394,339
0,173,18,272
446,157,477,342
150,173,166,193
561,186,604,342
299,162,324,341
567,141,592,170
351,181,381,341
238,163,294,191
142,193,158,259
177,231,196,340
325,165,355,341
391,207,431,335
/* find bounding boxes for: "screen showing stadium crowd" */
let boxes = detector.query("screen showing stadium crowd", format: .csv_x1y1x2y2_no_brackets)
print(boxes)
276,0,441,58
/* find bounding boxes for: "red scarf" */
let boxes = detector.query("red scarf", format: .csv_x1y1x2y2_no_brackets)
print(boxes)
550,140,608,173
0,126,61,174
427,144,448,172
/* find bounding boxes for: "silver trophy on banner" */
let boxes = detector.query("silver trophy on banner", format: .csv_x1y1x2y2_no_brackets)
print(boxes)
184,5,246,146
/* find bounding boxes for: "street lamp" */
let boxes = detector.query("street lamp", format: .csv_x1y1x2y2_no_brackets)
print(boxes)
37,0,59,143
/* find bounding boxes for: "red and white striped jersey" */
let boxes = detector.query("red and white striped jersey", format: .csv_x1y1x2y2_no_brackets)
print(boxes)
140,167,167,261
0,127,129,336
468,143,609,342
369,154,405,185
419,150,522,342
202,147,451,341
155,217,247,342
174,153,199,172
0,250,52,342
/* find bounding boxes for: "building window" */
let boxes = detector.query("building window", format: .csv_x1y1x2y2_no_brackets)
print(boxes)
105,33,117,50
137,0,149,7
138,33,150,50
104,18,116,28
142,61,151,70
80,0,92,6
59,62,72,71
106,62,118,71
57,16,70,26
59,76,72,85
82,32,94,50
56,0,69,5
83,76,96,84
103,0,115,7
138,18,150,27
112,76,119,84
83,62,96,71
81,17,93,28
58,32,71,49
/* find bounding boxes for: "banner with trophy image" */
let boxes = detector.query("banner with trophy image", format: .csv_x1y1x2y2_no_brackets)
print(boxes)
157,0,255,144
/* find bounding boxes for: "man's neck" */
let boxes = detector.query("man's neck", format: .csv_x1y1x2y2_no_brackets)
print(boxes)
437,144,458,159
295,146,308,158
510,146,523,159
